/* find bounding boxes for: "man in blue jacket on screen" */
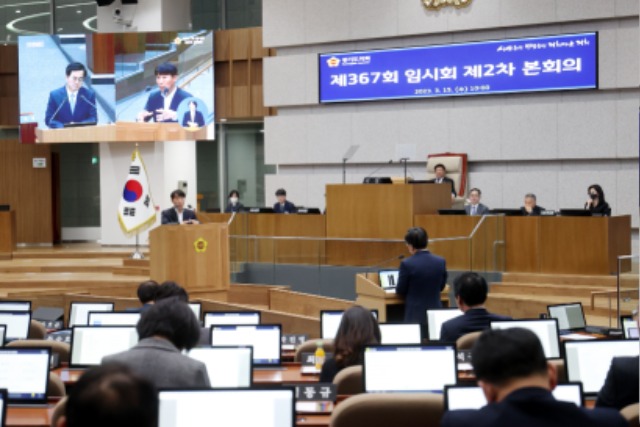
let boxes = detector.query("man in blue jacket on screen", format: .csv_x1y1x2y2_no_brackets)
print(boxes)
137,62,192,123
45,62,97,129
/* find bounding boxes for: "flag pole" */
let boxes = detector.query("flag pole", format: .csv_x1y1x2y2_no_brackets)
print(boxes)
131,233,144,260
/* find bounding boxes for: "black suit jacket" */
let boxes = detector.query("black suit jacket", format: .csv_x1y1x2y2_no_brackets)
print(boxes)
160,208,198,224
588,201,611,216
439,308,511,342
596,355,639,410
427,177,457,197
273,201,297,214
395,251,447,324
442,387,627,427
465,203,490,216
521,205,545,216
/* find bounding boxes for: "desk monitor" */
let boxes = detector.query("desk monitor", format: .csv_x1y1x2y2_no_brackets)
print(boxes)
0,347,50,405
158,388,295,427
69,302,114,327
187,346,253,388
426,309,463,341
0,389,6,425
0,301,31,312
438,209,466,216
363,344,457,393
297,208,321,214
564,339,640,395
378,270,399,292
379,323,422,345
0,312,31,342
321,310,378,340
559,209,592,217
490,319,561,359
70,326,138,368
204,311,261,328
444,383,584,410
489,209,522,216
210,324,281,367
88,311,141,326
0,326,5,347
244,207,275,214
188,303,202,321
547,302,586,331
621,316,638,339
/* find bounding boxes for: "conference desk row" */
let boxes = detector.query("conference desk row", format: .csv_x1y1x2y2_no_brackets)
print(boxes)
200,212,631,275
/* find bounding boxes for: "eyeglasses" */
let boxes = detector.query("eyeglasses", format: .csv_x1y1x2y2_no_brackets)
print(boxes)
69,76,84,82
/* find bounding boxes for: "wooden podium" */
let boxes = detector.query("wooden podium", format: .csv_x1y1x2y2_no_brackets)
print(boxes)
150,223,230,292
35,122,207,143
0,210,16,260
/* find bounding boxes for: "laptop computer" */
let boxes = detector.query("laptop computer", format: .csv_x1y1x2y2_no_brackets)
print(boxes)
426,308,463,341
621,316,639,339
438,209,466,216
204,311,261,328
564,339,639,395
188,303,202,321
0,347,50,406
320,310,378,340
70,326,138,368
559,209,592,217
0,312,31,342
379,323,422,345
210,324,282,368
490,319,561,359
378,269,399,293
68,302,114,327
0,301,31,312
547,302,606,335
158,388,295,427
444,382,584,410
0,326,5,347
187,346,253,388
489,209,522,216
0,388,6,425
363,344,457,393
88,311,141,326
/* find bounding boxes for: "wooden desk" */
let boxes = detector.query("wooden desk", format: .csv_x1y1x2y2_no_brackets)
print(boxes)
297,414,331,427
6,406,54,427
35,122,206,143
0,210,16,260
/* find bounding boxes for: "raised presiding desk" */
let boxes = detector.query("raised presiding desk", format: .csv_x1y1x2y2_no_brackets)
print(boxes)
34,122,207,143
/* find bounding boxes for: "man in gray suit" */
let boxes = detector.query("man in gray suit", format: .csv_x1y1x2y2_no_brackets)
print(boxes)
465,188,490,216
103,298,210,389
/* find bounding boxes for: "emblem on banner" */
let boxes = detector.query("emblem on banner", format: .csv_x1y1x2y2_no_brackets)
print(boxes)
194,237,208,253
422,0,473,11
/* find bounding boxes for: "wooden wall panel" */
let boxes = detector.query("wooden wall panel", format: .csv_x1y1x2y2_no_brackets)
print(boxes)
87,33,115,74
0,45,19,126
0,140,53,244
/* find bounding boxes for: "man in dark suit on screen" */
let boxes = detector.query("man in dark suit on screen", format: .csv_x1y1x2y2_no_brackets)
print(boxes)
181,100,205,128
45,62,97,129
161,189,199,225
137,63,192,123
439,272,511,342
441,328,627,427
427,163,457,198
395,227,447,324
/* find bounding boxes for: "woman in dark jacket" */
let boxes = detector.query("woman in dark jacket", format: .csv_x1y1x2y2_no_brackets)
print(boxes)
585,184,611,216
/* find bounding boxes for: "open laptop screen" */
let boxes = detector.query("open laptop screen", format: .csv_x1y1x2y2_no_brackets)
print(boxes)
621,316,638,339
321,310,378,340
426,309,463,341
0,312,31,342
0,388,6,425
444,383,584,410
0,347,50,404
188,303,202,321
378,270,399,291
379,323,422,345
158,388,294,427
0,326,5,346
187,347,253,388
547,303,586,330
88,311,141,326
69,302,114,327
204,311,261,328
70,326,138,368
364,344,457,393
564,340,639,395
0,301,31,312
490,319,561,359
210,324,281,367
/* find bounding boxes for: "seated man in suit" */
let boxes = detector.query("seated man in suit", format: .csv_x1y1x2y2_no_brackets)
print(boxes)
137,63,192,123
135,280,158,313
520,193,544,216
45,62,97,129
56,363,158,427
441,328,627,427
273,188,297,214
428,163,457,198
161,189,199,225
181,100,205,128
439,272,510,342
465,188,490,216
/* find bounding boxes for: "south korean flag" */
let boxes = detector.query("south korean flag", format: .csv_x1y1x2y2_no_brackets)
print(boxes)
118,149,156,236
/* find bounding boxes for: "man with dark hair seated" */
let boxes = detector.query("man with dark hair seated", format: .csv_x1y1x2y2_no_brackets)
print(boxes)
136,280,158,312
441,328,627,427
154,280,189,302
439,272,511,342
102,298,209,389
56,363,158,427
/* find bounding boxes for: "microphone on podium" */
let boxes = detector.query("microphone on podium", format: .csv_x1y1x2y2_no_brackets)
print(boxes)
368,254,405,272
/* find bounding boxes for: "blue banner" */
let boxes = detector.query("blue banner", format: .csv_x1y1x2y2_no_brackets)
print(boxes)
319,32,597,103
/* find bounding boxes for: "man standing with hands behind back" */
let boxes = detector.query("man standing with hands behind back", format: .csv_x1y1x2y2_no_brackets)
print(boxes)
161,190,199,225
137,63,192,123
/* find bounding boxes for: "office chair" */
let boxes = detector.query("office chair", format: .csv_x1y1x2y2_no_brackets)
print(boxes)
28,319,47,339
456,331,482,350
333,365,363,395
620,403,640,427
7,339,71,363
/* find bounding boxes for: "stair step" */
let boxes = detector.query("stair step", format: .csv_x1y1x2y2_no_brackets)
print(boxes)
501,272,638,287
490,282,621,298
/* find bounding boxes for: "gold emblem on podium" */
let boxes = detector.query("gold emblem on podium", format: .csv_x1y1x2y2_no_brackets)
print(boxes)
422,0,473,11
194,237,208,253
